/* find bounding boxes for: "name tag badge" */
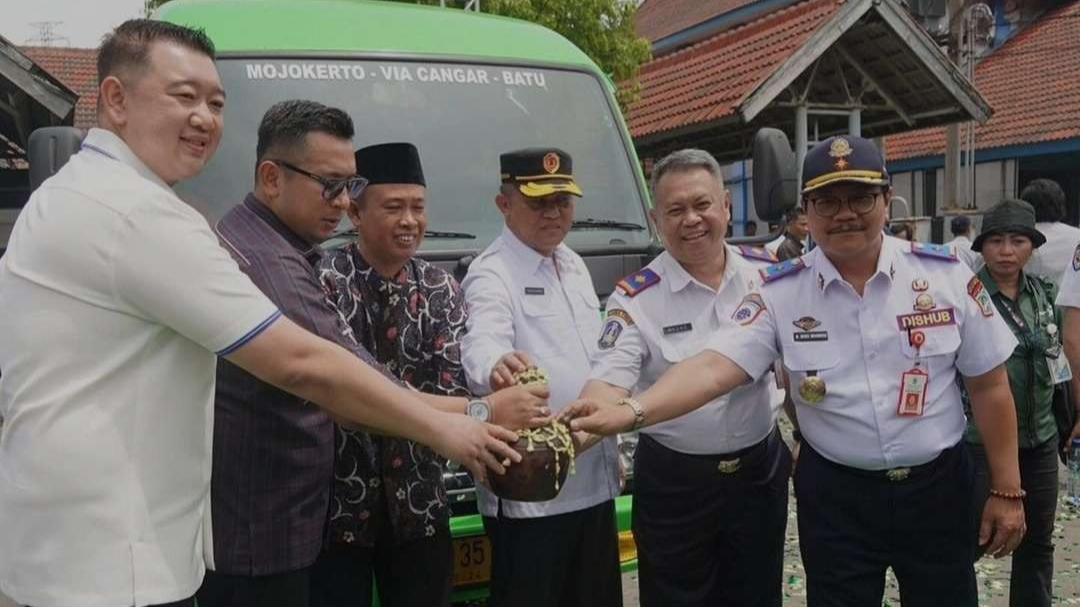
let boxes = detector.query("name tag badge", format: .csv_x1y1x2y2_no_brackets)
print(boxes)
897,367,928,417
1048,354,1073,384
524,287,545,295
663,322,693,335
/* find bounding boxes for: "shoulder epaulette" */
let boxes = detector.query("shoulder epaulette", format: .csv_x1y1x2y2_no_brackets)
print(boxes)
909,242,958,262
735,244,778,264
615,267,661,297
759,257,806,284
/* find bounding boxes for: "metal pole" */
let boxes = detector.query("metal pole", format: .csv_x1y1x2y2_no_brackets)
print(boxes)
944,0,964,210
796,105,808,190
848,109,862,137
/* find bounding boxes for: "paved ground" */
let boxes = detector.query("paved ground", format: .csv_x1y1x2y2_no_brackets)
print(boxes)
4,427,1079,607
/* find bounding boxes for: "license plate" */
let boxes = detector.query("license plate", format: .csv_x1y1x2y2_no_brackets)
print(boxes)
452,535,492,587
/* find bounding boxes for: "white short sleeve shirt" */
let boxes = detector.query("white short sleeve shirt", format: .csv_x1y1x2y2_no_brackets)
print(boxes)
461,227,620,519
0,129,280,607
711,236,1016,470
588,248,776,454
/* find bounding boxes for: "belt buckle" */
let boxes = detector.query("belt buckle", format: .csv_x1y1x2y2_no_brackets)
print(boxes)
886,467,911,482
717,458,741,474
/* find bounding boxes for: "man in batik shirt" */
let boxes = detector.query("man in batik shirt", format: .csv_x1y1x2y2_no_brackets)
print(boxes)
312,143,466,607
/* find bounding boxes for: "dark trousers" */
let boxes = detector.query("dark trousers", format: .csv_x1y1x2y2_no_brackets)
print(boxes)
633,428,790,607
795,441,978,607
196,567,310,607
969,437,1059,607
482,500,622,607
308,527,452,607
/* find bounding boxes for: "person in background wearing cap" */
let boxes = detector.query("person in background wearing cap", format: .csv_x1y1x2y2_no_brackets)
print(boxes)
309,143,549,607
1024,178,1080,286
946,215,983,271
461,148,623,607
564,135,1026,607
579,149,790,607
200,103,541,607
963,198,1064,607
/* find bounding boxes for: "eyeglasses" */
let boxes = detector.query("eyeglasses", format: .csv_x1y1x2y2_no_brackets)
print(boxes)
270,160,368,201
805,191,882,218
520,195,573,213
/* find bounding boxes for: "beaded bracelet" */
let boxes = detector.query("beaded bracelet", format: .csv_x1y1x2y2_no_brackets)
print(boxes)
989,488,1027,501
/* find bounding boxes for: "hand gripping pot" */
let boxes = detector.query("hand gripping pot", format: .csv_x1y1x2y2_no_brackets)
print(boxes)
489,367,576,502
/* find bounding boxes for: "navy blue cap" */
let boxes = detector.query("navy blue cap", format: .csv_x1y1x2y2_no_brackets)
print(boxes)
801,135,889,194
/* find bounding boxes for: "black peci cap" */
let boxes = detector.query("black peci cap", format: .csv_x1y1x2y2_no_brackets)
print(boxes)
500,147,582,198
355,142,426,187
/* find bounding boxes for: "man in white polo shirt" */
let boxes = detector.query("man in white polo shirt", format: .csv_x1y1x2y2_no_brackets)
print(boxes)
0,19,518,607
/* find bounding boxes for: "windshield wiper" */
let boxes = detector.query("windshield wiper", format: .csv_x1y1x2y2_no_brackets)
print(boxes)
332,229,476,240
571,218,646,231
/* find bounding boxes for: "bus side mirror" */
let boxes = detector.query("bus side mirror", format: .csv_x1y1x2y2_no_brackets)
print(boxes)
751,128,798,223
28,127,85,191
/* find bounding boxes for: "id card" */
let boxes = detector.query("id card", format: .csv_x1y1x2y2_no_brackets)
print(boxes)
897,367,929,416
1048,354,1073,385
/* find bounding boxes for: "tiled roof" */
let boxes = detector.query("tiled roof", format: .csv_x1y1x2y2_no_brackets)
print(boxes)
628,0,842,140
636,0,762,43
20,46,98,130
886,0,1080,161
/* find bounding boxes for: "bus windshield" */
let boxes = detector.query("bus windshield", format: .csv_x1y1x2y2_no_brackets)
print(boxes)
177,57,651,254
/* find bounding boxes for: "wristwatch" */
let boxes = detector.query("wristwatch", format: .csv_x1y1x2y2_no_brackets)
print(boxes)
466,398,491,423
616,397,646,431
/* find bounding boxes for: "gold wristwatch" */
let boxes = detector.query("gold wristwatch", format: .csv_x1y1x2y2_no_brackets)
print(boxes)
616,397,645,431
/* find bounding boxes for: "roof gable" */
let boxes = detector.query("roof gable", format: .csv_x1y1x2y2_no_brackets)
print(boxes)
20,46,98,130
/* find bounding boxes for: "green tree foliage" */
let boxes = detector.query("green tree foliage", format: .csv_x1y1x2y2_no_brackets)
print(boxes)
143,0,652,110
388,0,652,110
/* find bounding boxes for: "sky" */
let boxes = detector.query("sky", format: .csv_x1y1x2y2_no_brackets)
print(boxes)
3,0,147,48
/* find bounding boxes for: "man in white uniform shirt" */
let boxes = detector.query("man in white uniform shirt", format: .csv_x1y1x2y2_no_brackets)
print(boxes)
945,215,983,270
0,20,517,607
1053,239,1080,451
582,149,789,607
567,136,1026,607
1024,178,1080,285
462,148,622,607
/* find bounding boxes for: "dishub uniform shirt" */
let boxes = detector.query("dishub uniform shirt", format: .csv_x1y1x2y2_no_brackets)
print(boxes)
588,247,777,454
462,227,620,519
318,244,468,546
0,129,280,607
715,236,1017,470
211,195,400,575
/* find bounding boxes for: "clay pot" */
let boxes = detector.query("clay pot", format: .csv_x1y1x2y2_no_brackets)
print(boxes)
489,435,572,502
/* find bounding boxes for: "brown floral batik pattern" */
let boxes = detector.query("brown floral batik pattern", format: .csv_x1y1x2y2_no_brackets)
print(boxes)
319,243,469,546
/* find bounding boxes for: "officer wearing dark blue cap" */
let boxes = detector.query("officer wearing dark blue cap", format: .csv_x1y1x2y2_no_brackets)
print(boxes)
566,135,1028,607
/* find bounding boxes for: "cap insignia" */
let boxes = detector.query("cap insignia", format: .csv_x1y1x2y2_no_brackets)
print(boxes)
543,152,560,174
829,137,853,158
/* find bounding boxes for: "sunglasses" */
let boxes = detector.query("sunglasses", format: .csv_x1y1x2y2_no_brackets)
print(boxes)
270,160,368,201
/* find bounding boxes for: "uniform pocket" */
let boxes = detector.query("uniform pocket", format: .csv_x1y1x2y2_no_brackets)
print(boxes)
782,345,841,405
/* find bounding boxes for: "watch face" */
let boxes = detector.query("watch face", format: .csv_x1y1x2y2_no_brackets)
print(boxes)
467,400,490,422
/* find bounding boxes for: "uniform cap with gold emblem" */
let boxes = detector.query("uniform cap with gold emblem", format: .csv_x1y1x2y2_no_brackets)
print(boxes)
500,147,583,198
801,135,890,194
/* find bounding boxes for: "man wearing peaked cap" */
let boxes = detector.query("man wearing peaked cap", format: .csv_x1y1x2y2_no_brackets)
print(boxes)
311,142,549,607
461,148,623,607
566,134,1026,607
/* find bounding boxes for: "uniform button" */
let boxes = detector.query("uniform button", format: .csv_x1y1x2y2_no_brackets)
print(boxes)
868,352,876,360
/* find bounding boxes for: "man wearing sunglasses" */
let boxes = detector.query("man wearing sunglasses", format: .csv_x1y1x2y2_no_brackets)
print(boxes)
198,101,543,607
565,135,1026,607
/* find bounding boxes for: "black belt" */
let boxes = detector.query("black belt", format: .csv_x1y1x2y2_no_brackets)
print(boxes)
641,426,776,474
803,440,958,482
